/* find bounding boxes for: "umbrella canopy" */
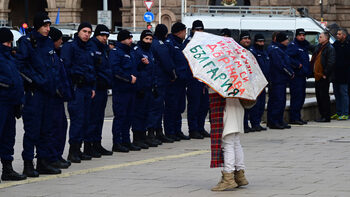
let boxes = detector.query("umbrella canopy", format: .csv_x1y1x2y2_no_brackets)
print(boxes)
183,32,268,100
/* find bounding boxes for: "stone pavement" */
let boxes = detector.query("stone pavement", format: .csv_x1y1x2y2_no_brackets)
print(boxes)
1,119,350,197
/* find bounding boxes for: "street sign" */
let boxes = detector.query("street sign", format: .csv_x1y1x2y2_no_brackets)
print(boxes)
143,12,154,23
144,1,154,11
97,10,112,29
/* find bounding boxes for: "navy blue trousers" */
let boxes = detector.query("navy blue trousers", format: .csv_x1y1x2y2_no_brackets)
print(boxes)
186,79,209,133
132,88,152,133
68,87,92,145
22,91,53,161
87,89,108,142
50,98,67,160
148,85,167,129
267,82,287,125
112,90,135,144
164,80,186,135
289,76,306,121
244,89,266,127
0,104,16,161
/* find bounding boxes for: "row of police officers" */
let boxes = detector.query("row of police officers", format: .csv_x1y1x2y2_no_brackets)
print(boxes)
0,12,213,182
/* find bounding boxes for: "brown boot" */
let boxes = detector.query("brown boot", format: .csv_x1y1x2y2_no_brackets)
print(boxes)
234,169,249,187
211,171,238,191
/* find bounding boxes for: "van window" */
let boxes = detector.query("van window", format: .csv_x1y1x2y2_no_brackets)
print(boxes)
242,30,293,49
204,29,240,41
305,32,319,46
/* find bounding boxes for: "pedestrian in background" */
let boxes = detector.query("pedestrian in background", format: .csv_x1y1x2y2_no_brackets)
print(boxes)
331,29,350,120
312,32,335,122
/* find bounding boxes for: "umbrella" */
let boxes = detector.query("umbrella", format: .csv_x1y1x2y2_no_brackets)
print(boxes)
183,32,268,100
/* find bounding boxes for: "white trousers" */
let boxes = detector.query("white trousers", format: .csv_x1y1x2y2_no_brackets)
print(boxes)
222,133,245,173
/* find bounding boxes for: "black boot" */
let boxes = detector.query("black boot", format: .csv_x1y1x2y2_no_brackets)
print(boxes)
148,128,162,145
142,132,158,147
50,160,70,169
122,142,141,151
84,142,102,158
93,141,113,156
178,131,191,140
23,160,39,177
36,158,61,175
199,129,210,138
1,160,27,181
155,128,174,143
166,134,181,141
59,157,71,167
112,143,129,152
78,143,92,160
132,132,149,149
67,144,81,163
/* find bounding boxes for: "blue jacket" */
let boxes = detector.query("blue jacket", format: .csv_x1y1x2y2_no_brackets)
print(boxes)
250,45,270,81
89,37,112,90
165,34,192,81
16,31,56,95
52,48,73,101
61,35,96,89
109,42,137,91
267,41,277,56
151,37,176,86
0,45,24,104
132,42,156,90
183,33,194,46
286,38,311,77
269,42,294,83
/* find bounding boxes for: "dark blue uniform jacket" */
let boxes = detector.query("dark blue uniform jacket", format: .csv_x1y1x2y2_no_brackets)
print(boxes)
0,45,24,104
286,38,311,77
151,37,176,86
250,45,270,81
132,42,155,90
165,34,192,81
61,35,96,88
89,37,112,89
269,42,294,83
109,42,137,91
16,31,56,95
52,48,73,101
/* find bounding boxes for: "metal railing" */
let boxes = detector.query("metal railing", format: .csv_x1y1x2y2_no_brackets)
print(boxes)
186,5,296,17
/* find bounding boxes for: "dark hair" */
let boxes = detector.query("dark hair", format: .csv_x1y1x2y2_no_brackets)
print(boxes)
272,32,279,41
321,31,330,40
337,28,348,36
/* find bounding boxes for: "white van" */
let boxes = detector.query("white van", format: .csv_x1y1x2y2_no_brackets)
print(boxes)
182,6,335,45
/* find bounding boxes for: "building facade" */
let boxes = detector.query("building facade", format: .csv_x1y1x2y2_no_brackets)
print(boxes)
0,0,349,31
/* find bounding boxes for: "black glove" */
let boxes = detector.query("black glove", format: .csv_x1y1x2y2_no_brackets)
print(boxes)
14,105,23,119
136,90,145,99
152,86,159,98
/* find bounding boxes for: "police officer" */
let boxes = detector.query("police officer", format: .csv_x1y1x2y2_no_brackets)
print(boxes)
267,32,279,55
132,30,162,148
247,34,270,131
184,20,210,139
286,28,311,125
164,22,191,141
238,32,253,133
149,24,176,143
267,33,294,129
61,22,95,163
17,12,61,176
47,27,72,169
0,28,27,182
220,28,232,37
85,24,113,157
109,30,140,152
